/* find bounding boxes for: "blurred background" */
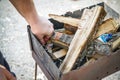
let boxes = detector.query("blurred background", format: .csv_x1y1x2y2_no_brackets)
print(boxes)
0,0,120,80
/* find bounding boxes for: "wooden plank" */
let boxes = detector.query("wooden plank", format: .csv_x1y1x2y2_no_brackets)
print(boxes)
49,14,80,27
52,49,67,60
59,6,106,74
95,18,119,38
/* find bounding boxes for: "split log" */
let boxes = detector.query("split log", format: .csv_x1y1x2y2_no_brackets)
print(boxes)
52,49,67,60
50,15,119,38
87,52,104,59
95,18,119,38
83,52,105,67
49,14,80,27
51,32,73,49
59,6,106,74
52,40,69,49
64,24,77,34
52,47,62,53
112,37,120,51
83,58,96,67
91,53,104,59
64,30,74,35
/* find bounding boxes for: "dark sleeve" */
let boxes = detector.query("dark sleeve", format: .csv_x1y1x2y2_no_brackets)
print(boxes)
0,51,10,71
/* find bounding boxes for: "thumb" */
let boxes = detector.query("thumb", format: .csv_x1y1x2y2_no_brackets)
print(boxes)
36,34,45,45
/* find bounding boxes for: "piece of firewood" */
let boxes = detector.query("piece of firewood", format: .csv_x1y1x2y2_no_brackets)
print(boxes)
59,6,106,74
91,53,104,59
64,30,74,35
50,15,119,38
64,18,119,37
49,14,80,27
95,18,119,38
87,52,104,59
112,37,120,51
52,40,69,49
83,58,96,67
83,52,104,67
51,32,73,49
52,47,61,53
52,49,67,60
64,24,77,34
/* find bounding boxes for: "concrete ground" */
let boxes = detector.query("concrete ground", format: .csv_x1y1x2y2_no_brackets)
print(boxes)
0,0,120,80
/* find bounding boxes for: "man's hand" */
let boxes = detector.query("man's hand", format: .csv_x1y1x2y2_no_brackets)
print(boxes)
0,65,16,80
9,0,54,45
30,16,54,44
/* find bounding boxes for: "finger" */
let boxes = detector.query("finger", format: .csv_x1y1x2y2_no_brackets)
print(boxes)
0,65,16,80
0,75,7,80
35,33,45,45
0,70,7,80
44,28,54,43
47,26,54,37
40,38,46,45
44,36,50,42
0,65,6,69
2,68,16,80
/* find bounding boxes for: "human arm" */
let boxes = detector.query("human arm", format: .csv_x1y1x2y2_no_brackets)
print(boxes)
9,0,54,44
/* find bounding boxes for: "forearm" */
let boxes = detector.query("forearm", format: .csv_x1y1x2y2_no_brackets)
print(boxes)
9,0,39,27
9,0,54,44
